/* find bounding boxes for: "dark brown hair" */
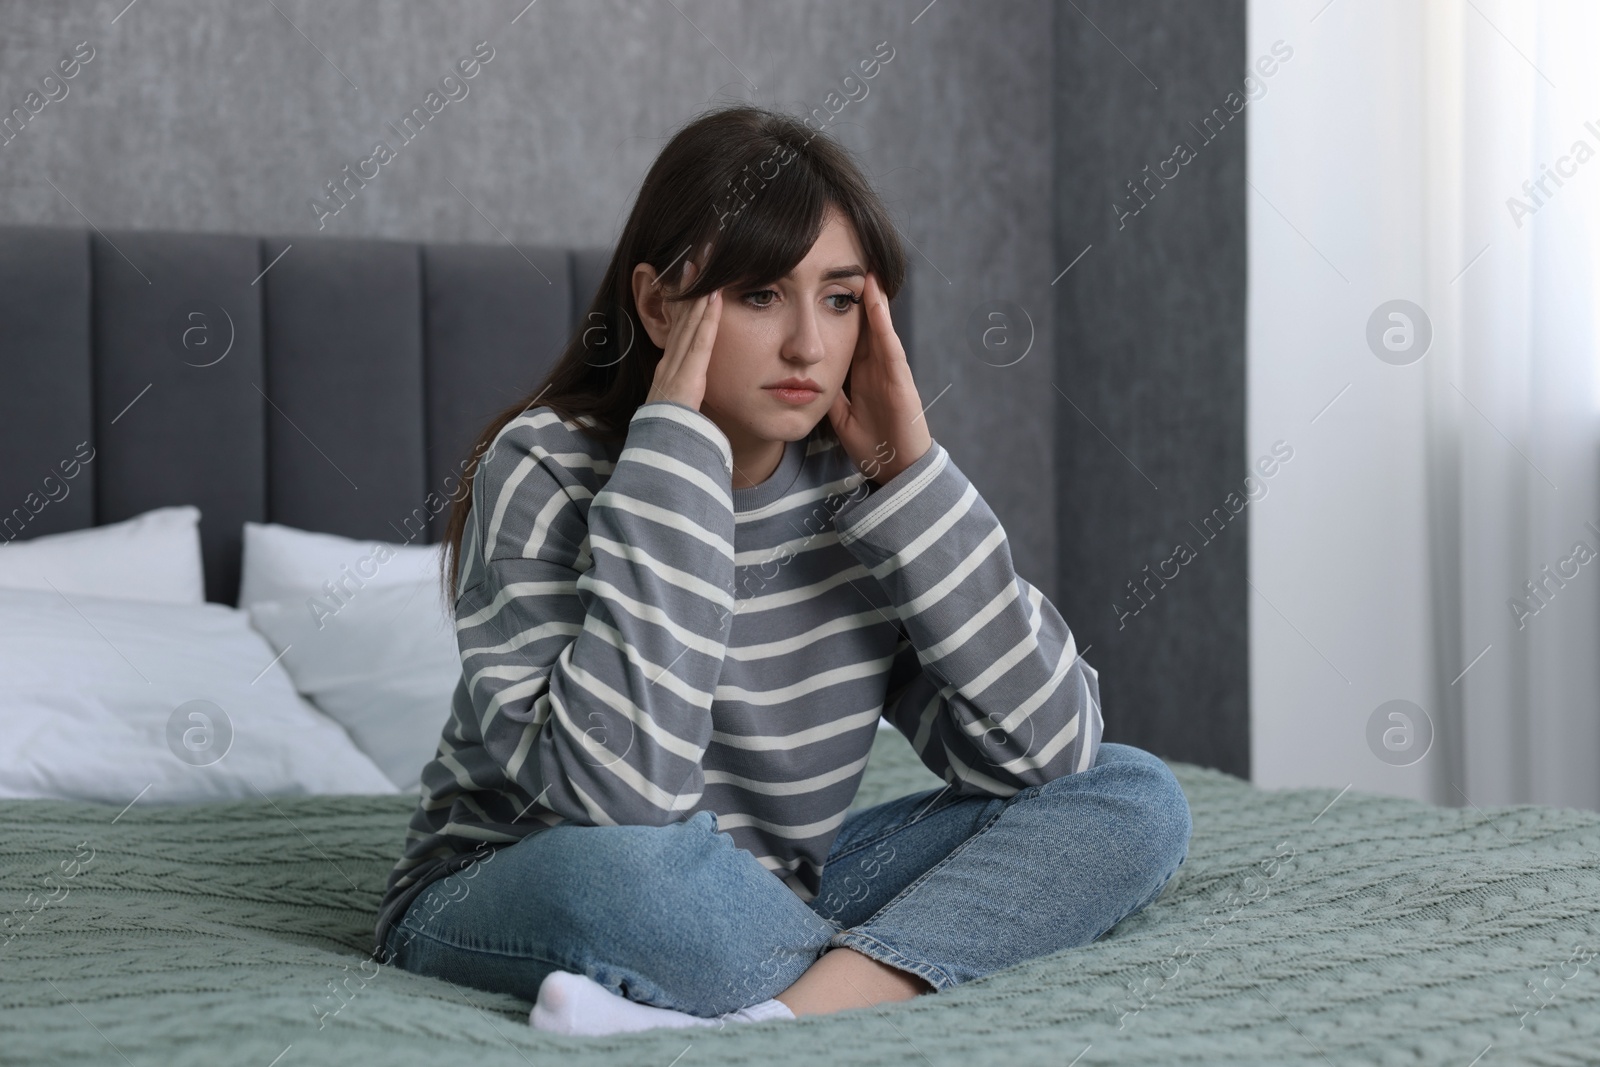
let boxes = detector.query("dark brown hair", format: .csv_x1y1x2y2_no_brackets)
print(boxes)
439,103,907,603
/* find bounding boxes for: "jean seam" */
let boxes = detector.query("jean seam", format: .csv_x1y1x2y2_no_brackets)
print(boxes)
829,929,955,991
391,914,574,971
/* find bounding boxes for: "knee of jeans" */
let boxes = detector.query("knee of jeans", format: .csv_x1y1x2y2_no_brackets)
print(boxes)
1109,746,1194,874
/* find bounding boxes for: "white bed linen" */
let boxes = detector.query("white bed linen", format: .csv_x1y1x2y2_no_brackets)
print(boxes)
0,505,205,604
0,586,398,804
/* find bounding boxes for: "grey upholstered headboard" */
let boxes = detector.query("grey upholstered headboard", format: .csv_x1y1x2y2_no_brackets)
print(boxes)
0,225,914,606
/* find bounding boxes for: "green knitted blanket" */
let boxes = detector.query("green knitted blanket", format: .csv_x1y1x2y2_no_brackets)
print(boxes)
3,731,1598,1067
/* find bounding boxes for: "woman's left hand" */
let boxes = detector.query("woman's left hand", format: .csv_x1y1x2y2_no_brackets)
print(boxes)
827,271,933,486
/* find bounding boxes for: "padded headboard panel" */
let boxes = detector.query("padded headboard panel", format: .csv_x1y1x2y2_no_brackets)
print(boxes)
0,225,914,606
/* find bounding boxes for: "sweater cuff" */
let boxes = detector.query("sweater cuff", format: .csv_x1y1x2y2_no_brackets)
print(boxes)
832,440,950,551
630,401,733,474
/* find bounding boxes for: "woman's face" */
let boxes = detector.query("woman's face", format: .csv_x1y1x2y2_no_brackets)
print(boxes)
697,206,867,449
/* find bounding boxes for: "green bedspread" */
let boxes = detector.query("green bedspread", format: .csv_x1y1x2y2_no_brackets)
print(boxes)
3,730,1599,1066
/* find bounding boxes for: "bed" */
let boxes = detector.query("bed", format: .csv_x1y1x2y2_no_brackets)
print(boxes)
2,224,1598,1065
4,729,1599,1066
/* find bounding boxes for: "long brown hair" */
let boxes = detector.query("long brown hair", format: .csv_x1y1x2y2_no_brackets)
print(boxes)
439,103,907,603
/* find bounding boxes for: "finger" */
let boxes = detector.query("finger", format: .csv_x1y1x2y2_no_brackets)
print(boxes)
662,259,698,336
863,273,906,364
673,284,714,367
856,277,875,337
851,275,878,364
661,263,707,370
682,286,722,375
853,272,879,345
665,257,704,329
676,255,699,298
864,271,888,334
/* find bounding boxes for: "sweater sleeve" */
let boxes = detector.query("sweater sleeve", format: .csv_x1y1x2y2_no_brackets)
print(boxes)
832,439,1103,796
455,400,737,827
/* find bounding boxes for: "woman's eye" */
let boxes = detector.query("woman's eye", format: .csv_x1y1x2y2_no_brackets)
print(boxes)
741,289,860,312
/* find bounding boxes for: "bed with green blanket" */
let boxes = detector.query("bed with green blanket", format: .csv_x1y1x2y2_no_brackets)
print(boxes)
3,728,1598,1067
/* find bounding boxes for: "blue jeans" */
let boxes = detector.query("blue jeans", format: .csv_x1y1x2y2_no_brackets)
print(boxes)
379,742,1192,1018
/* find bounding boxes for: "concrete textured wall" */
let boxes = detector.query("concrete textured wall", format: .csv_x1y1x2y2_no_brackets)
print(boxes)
0,0,1059,604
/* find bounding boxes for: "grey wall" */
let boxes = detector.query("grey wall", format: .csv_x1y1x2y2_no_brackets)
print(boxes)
1054,1,1249,776
1,0,1250,772
0,0,1057,603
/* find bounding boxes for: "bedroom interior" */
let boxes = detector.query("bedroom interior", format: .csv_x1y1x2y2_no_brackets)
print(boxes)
2,1,1598,1064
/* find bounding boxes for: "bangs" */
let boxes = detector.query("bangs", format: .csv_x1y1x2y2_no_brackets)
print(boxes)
686,145,838,297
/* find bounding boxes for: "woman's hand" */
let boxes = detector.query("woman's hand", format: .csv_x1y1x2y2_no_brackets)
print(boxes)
644,255,723,411
826,271,932,486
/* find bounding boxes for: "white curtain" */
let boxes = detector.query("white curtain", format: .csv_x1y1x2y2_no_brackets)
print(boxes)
1248,0,1599,812
1424,0,1600,809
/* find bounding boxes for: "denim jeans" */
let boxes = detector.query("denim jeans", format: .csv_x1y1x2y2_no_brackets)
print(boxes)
379,742,1192,1018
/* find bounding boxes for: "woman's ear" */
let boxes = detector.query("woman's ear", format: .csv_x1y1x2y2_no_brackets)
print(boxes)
632,262,672,349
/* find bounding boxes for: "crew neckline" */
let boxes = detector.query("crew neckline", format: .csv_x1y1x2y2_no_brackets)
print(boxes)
731,435,807,514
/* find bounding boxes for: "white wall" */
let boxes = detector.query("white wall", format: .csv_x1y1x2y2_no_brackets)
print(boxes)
1247,0,1442,803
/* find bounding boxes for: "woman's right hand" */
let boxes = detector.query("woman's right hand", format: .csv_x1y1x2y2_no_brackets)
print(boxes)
644,255,722,412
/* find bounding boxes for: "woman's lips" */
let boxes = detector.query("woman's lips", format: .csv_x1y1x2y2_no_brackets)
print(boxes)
765,386,821,404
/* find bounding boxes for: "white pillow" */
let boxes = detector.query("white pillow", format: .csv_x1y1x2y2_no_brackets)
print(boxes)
0,505,205,604
237,521,443,611
0,586,398,804
236,522,457,792
247,582,459,792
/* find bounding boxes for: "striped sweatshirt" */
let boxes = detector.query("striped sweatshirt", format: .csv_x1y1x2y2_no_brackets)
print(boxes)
372,399,1103,957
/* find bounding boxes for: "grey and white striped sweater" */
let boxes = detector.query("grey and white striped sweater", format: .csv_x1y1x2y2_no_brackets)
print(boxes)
372,399,1103,957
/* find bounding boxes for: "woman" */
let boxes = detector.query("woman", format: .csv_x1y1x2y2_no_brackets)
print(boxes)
372,103,1192,1036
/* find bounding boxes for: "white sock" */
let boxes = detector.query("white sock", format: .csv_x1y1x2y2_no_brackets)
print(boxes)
528,969,795,1036
529,970,795,1035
